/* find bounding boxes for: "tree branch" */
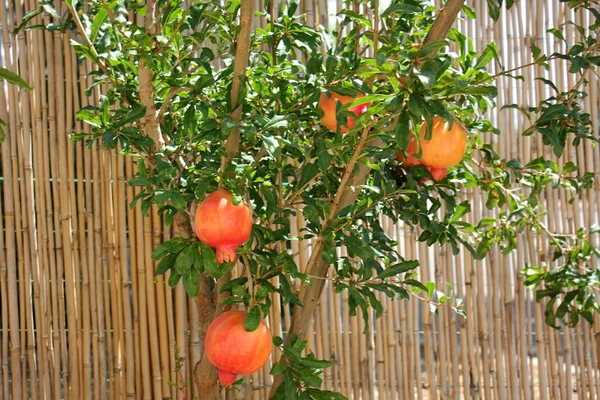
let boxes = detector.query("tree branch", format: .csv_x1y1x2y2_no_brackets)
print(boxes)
221,0,254,165
158,87,189,119
268,1,466,396
137,0,165,152
423,0,465,47
138,63,165,151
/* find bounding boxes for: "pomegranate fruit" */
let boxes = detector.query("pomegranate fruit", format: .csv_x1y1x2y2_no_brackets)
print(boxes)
395,137,419,168
418,116,467,169
395,139,447,183
204,310,273,387
427,166,448,182
319,91,367,133
194,189,252,264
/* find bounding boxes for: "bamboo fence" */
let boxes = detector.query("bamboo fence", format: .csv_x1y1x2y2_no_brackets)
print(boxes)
1,0,600,399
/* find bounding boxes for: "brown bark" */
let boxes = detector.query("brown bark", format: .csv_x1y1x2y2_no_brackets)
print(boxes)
268,0,466,396
138,63,165,151
221,0,254,165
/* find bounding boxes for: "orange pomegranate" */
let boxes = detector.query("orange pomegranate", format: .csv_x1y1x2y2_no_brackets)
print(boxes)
204,310,273,387
427,166,448,182
417,116,467,168
319,91,367,133
395,137,419,167
194,189,252,264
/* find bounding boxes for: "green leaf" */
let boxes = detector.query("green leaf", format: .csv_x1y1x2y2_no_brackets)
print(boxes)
122,106,147,126
284,371,298,399
475,237,493,259
298,358,331,369
99,95,110,125
321,239,337,264
449,202,471,223
263,115,288,131
200,243,222,278
174,244,196,274
547,28,565,42
531,44,542,60
155,253,177,276
90,8,108,41
462,4,476,18
415,67,436,89
13,9,43,35
219,277,248,293
151,237,189,260
102,130,117,149
170,192,187,210
183,269,200,297
378,260,419,279
337,9,372,28
255,285,269,301
168,271,182,288
404,279,428,293
270,364,285,376
474,42,499,70
0,119,5,143
273,336,283,346
363,289,384,318
486,0,500,22
381,3,421,17
299,162,319,187
0,68,31,91
262,135,281,159
244,305,261,332
317,139,333,176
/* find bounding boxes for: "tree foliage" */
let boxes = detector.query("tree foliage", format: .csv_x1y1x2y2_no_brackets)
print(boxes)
27,0,600,396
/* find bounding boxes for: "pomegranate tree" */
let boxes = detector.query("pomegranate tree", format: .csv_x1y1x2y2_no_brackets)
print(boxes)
49,0,600,397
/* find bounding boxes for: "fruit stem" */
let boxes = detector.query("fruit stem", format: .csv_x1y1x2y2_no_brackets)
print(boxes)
242,253,256,307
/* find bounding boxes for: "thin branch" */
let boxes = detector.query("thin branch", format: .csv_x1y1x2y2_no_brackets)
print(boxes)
158,87,189,119
220,0,254,168
64,2,128,100
478,59,547,84
99,0,134,45
302,273,461,311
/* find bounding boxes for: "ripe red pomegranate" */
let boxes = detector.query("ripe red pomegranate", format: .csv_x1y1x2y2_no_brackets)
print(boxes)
204,310,273,387
418,116,467,168
395,137,419,168
319,91,368,133
395,142,447,183
194,189,252,264
427,166,448,182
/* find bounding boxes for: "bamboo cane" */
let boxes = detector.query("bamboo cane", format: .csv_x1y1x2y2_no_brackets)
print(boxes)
132,162,153,398
0,70,12,400
152,206,172,397
126,155,143,398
